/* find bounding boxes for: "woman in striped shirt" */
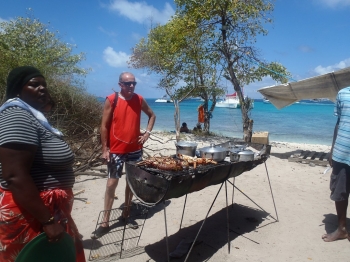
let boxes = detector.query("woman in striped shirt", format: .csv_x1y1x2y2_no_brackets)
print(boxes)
0,66,85,261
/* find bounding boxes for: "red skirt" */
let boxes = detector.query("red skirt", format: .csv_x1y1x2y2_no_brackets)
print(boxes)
0,188,86,262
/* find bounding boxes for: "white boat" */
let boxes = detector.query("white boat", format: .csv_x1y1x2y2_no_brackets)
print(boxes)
155,95,172,103
216,93,254,109
215,93,241,108
263,97,270,103
216,100,238,108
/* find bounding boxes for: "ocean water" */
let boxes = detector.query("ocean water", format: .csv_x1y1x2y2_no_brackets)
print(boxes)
141,99,337,146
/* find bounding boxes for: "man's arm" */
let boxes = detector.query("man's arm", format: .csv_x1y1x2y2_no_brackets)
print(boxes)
329,118,339,167
100,98,113,161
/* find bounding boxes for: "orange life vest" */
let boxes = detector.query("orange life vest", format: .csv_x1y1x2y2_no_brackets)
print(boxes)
198,104,205,123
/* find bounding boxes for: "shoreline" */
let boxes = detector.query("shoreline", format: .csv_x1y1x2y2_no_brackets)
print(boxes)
147,130,333,150
143,98,336,147
147,128,334,146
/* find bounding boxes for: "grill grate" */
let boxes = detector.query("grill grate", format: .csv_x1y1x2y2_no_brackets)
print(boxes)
133,161,233,180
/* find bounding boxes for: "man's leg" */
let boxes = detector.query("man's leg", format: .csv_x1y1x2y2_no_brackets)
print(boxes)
122,149,142,219
122,181,134,219
90,178,119,239
322,199,348,242
101,178,119,227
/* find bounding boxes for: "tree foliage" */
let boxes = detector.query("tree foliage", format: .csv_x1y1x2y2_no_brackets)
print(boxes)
174,0,292,141
0,16,103,169
0,17,88,97
129,17,227,135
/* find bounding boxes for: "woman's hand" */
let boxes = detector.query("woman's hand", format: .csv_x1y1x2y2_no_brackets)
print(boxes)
43,223,65,242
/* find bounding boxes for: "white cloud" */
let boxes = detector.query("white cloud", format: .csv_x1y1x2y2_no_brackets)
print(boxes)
314,58,350,75
108,0,175,24
316,0,350,7
103,47,129,67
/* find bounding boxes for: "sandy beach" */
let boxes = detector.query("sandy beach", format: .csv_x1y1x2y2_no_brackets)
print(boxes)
71,132,349,262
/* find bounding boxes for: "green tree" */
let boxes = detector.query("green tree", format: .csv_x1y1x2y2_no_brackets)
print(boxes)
175,0,291,141
129,19,191,139
0,16,103,169
130,17,226,136
0,17,87,99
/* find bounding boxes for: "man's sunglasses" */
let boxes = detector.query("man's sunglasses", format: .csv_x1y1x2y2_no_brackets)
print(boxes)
120,81,137,87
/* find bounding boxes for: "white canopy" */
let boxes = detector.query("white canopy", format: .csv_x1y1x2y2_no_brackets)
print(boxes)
257,67,350,109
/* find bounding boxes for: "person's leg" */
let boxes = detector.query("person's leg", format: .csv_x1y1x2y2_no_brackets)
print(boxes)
322,160,349,242
122,182,134,219
91,154,124,239
101,178,119,227
322,199,348,241
122,149,142,219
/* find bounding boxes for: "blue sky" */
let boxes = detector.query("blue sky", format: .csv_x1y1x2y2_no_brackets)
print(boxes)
1,0,349,99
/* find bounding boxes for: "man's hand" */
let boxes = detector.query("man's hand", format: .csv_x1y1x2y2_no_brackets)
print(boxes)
138,132,150,144
101,151,110,163
328,152,333,167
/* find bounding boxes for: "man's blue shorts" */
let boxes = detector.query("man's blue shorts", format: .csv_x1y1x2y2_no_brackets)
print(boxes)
108,150,143,179
330,160,350,201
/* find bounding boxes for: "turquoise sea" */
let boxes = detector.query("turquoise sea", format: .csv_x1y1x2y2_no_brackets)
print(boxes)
141,98,337,146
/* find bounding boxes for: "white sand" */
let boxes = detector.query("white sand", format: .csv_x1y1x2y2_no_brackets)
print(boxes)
72,132,349,262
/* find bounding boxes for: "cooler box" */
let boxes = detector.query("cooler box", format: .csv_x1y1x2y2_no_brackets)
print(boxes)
251,131,269,145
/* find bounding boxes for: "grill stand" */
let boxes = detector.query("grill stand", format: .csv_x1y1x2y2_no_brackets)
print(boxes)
163,201,170,262
175,160,279,262
88,202,150,261
122,143,277,261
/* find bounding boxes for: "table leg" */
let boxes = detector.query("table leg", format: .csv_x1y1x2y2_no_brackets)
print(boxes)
163,201,170,262
184,182,224,262
180,194,188,230
225,180,231,254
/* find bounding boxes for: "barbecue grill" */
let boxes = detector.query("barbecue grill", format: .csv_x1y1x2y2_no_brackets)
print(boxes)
121,141,277,262
125,142,270,206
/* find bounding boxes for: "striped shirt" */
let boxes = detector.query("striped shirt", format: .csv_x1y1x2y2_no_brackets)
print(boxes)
332,87,350,166
0,107,75,190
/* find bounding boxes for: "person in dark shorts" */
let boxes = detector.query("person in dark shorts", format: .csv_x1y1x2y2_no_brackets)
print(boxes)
322,86,350,242
91,72,156,239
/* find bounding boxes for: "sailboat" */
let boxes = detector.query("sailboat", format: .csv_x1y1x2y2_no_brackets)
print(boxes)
216,92,254,109
155,95,172,103
216,93,239,108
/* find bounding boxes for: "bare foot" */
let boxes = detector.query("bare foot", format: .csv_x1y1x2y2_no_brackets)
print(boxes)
322,229,348,242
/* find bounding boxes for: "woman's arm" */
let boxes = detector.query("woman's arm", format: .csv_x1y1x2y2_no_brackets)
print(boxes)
0,143,64,240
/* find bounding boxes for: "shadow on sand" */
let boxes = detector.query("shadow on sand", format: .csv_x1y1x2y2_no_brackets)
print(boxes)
143,203,276,262
322,213,350,235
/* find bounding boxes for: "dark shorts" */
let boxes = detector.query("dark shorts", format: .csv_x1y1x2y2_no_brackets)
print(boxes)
108,150,143,179
330,160,350,201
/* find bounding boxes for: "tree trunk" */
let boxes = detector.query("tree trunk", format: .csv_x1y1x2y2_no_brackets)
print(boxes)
174,100,181,141
203,100,209,133
243,118,253,142
221,18,253,142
